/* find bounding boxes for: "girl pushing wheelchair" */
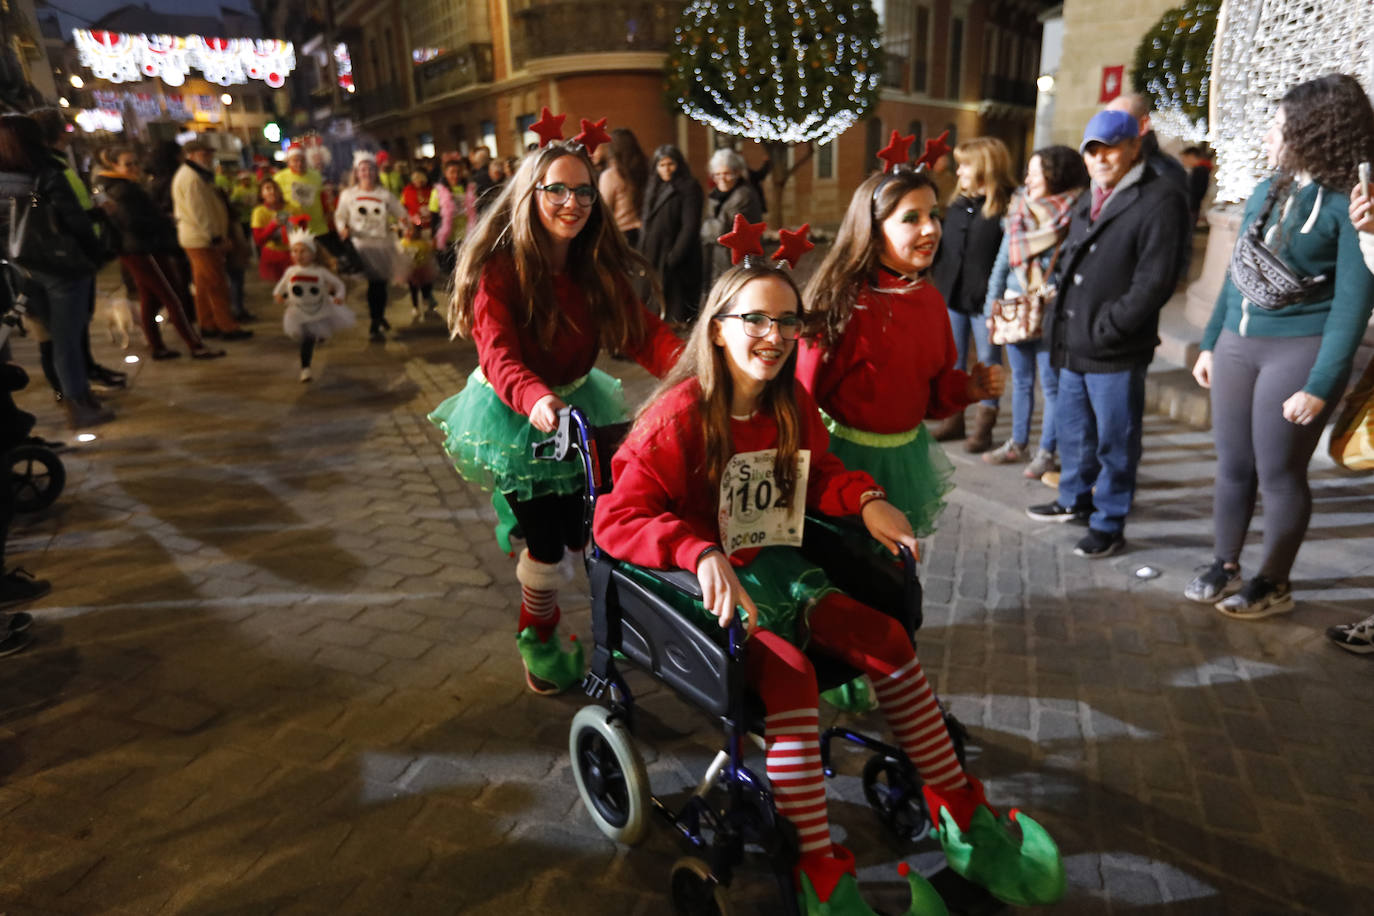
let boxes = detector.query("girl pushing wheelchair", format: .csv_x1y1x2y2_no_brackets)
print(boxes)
592,241,1063,914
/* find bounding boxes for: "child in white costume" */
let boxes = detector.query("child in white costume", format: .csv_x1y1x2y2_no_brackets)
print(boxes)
275,228,354,381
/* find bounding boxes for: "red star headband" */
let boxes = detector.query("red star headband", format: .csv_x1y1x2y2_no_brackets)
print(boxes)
876,130,915,173
872,128,952,204
717,214,814,270
915,130,951,171
529,108,612,158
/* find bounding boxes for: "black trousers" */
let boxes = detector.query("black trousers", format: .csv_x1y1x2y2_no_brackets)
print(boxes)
503,492,585,564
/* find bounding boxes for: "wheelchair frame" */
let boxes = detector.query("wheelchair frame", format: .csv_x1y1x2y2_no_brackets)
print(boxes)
539,408,968,914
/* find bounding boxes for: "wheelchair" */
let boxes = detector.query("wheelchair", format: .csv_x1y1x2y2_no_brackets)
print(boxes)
0,277,65,515
537,408,981,915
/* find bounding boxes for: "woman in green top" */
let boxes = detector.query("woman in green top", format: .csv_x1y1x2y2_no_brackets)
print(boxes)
1188,74,1374,619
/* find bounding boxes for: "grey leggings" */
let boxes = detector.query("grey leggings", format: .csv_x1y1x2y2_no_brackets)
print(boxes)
1210,329,1345,582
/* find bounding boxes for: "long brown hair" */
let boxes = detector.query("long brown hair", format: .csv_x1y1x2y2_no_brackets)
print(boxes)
1278,73,1374,192
804,168,941,350
638,264,805,506
450,144,660,351
951,136,1017,219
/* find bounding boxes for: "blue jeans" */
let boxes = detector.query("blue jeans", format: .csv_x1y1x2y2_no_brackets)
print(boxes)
947,309,1000,409
1005,340,1058,452
1056,365,1147,535
31,270,94,399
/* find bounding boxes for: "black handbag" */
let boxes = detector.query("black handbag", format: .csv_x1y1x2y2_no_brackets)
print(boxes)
5,176,96,276
1228,177,1332,311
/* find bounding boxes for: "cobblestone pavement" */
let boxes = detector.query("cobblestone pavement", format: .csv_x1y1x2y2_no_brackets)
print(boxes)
1,268,1372,915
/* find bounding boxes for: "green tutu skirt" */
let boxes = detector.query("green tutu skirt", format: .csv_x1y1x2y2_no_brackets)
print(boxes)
428,367,629,551
820,414,954,537
623,546,840,648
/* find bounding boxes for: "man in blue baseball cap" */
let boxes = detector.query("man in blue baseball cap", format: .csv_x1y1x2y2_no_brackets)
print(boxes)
1027,105,1189,559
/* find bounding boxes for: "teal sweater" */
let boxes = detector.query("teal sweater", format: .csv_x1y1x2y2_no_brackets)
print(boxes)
1201,176,1373,400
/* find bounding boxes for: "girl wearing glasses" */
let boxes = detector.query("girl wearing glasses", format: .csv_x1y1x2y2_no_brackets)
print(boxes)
799,168,1003,540
593,261,1062,915
430,141,683,696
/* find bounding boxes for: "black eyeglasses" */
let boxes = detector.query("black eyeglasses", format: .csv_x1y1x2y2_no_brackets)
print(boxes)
714,312,804,340
535,183,597,206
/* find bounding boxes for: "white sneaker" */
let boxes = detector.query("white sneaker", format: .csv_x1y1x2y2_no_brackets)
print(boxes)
299,367,312,383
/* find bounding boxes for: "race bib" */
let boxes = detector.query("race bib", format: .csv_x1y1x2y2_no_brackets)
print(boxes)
718,448,810,557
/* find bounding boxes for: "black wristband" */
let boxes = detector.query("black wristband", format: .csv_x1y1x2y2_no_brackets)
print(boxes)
697,545,723,566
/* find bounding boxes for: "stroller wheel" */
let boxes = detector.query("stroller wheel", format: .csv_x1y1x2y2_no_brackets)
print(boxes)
569,705,649,844
6,444,65,513
861,755,930,844
670,856,730,916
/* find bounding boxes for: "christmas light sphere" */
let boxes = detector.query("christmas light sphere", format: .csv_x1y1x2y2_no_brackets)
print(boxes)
665,0,882,145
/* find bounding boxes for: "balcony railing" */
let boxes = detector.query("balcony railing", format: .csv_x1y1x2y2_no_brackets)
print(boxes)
981,75,1037,107
413,43,495,103
353,82,407,122
510,0,685,68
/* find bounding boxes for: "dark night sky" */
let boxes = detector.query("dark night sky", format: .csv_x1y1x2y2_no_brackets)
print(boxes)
44,0,259,35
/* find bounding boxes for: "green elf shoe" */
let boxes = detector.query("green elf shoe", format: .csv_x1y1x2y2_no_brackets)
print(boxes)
897,863,950,916
516,626,584,695
820,675,878,713
923,778,1066,907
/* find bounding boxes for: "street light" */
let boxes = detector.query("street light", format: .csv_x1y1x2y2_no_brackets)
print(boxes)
70,74,84,89
1036,74,1055,93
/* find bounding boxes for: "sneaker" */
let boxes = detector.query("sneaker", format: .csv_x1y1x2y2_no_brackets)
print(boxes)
1326,614,1374,655
1025,449,1058,479
0,568,51,609
1184,559,1242,603
1074,528,1125,559
299,367,312,383
0,630,30,658
1026,501,1089,523
983,439,1026,465
1215,577,1294,620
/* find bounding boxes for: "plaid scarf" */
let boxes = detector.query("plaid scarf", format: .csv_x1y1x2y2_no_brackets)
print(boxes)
1005,189,1079,268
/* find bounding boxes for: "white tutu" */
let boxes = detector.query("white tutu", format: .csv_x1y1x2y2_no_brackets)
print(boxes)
353,238,404,282
283,303,356,341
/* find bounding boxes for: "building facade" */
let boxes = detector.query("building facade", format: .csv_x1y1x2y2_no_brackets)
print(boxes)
329,0,1051,229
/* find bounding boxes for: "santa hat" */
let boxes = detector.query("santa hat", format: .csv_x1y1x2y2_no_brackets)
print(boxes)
352,149,377,170
287,226,316,250
285,142,304,159
375,150,391,166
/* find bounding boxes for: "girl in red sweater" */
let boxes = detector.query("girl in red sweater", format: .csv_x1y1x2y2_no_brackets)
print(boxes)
429,131,681,696
594,262,1061,914
799,167,1003,537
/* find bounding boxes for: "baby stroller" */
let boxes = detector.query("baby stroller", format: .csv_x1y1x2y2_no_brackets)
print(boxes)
537,409,989,915
0,265,65,514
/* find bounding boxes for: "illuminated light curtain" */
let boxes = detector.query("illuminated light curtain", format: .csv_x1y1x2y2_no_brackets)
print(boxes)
1210,0,1374,202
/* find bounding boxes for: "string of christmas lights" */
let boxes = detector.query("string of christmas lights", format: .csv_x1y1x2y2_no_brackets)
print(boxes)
1210,0,1374,202
665,0,882,145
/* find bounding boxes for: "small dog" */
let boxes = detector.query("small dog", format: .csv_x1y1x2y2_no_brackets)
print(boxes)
95,289,137,350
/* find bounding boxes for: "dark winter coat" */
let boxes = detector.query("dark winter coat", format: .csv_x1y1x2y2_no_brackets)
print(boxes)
701,181,763,284
640,155,704,322
0,166,101,273
1044,160,1190,374
92,172,179,255
932,194,1004,316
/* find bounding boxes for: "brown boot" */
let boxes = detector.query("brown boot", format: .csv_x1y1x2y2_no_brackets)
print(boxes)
931,411,966,442
964,405,998,453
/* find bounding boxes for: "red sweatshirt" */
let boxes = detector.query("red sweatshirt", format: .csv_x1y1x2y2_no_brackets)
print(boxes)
593,378,880,573
796,272,971,434
471,255,683,415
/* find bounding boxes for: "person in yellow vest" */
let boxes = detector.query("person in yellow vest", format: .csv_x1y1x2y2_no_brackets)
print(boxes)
274,143,326,237
377,149,404,196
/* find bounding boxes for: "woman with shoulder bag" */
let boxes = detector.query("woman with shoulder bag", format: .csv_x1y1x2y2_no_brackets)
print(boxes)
1188,74,1374,619
0,114,110,428
930,137,1018,452
982,145,1089,476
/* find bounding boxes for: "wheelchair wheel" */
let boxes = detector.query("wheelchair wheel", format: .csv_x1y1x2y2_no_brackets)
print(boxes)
7,445,65,513
670,857,730,916
861,755,930,844
569,705,649,844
